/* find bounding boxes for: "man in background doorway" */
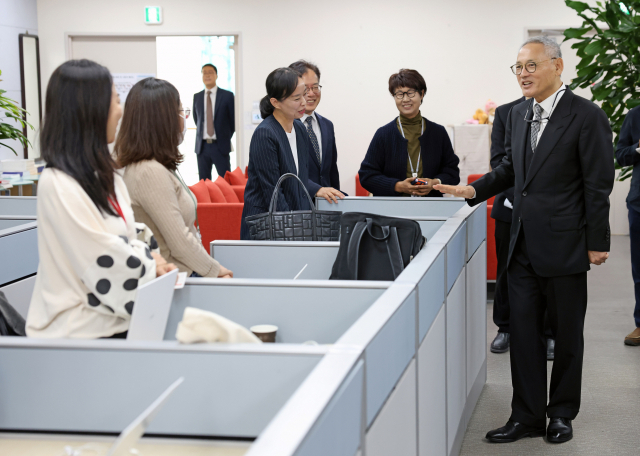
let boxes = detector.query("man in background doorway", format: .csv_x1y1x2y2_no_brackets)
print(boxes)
193,63,235,180
289,60,344,192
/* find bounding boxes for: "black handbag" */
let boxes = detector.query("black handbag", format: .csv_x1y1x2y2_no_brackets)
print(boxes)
330,212,426,281
245,173,342,241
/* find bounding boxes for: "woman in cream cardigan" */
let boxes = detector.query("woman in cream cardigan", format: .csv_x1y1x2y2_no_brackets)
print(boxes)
116,78,232,278
27,60,177,339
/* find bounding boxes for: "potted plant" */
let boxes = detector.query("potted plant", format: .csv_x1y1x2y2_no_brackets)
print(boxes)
0,69,32,156
564,0,640,181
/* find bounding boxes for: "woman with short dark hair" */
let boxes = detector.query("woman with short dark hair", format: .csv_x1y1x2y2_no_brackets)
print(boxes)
116,77,232,278
240,67,343,240
26,60,176,339
358,69,460,197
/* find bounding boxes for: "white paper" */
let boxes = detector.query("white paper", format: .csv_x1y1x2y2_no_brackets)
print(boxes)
174,272,188,289
112,73,156,104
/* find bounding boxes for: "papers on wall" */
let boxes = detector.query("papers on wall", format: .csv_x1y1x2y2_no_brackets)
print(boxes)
112,73,156,104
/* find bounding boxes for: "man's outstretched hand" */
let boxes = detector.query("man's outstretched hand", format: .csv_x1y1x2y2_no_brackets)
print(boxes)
432,184,476,199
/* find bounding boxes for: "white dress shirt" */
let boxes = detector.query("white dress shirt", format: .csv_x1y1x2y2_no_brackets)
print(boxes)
532,83,566,144
285,128,298,174
203,85,218,141
300,111,323,158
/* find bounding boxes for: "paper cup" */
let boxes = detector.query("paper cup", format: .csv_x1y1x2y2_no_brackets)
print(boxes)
250,324,278,343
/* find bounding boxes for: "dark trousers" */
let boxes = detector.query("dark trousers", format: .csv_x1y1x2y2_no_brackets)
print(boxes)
494,219,554,338
629,204,640,327
197,140,231,180
493,219,512,332
508,231,587,427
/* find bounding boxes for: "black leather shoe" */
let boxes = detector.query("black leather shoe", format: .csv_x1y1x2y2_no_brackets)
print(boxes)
485,420,546,443
547,417,573,443
490,332,510,353
547,338,555,361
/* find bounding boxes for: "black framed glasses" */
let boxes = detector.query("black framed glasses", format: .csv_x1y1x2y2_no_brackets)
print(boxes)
510,58,557,75
393,90,418,100
180,108,191,119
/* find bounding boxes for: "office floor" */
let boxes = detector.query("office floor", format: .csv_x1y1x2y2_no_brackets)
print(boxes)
460,235,640,455
0,434,250,456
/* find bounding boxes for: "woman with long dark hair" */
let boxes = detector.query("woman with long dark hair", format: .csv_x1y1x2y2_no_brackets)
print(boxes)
116,78,232,278
26,60,176,339
240,67,343,240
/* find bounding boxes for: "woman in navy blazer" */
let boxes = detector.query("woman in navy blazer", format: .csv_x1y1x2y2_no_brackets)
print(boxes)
359,69,460,197
240,68,344,240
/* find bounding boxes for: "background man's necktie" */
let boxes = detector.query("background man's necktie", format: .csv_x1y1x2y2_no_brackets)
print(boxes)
530,104,542,152
305,117,321,164
206,90,215,137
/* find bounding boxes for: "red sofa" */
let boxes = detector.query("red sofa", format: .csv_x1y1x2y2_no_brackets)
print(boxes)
189,170,247,253
355,174,370,197
467,174,497,281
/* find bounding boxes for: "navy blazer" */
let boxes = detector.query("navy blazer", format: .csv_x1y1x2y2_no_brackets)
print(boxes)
240,116,322,240
358,118,460,197
306,112,343,191
615,105,640,213
192,87,235,155
490,97,526,223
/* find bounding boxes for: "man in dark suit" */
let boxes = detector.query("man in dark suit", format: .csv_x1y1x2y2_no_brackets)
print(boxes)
288,60,345,193
192,64,235,180
615,107,640,346
435,36,614,444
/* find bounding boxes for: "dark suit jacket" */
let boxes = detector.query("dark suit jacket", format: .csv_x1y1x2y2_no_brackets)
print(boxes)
358,118,460,197
192,88,235,155
307,112,342,191
615,105,640,213
490,97,526,223
469,87,614,277
240,116,322,240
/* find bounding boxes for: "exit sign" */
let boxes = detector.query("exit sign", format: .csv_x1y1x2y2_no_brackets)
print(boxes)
145,6,163,25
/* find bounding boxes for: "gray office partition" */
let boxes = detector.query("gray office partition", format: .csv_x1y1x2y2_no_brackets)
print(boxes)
0,274,36,318
0,216,36,231
211,241,339,280
0,221,38,286
316,196,466,218
0,196,37,216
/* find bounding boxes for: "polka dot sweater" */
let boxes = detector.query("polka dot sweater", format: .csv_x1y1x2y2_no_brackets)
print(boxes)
26,168,157,338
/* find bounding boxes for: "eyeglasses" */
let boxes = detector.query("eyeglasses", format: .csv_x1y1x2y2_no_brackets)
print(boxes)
393,90,418,100
180,108,191,119
510,58,556,75
305,85,322,95
202,71,217,76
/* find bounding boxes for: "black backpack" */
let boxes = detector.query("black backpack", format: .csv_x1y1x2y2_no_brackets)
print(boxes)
329,212,426,281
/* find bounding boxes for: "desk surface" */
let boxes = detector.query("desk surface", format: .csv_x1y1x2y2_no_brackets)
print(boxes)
0,433,250,456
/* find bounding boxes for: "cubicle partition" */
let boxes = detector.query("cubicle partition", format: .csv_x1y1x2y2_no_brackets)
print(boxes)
0,196,486,456
0,196,37,217
0,221,38,288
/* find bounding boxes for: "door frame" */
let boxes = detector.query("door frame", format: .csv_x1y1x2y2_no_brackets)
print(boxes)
65,32,244,168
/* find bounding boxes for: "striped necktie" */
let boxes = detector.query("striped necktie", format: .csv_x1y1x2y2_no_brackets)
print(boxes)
305,116,321,165
530,104,543,152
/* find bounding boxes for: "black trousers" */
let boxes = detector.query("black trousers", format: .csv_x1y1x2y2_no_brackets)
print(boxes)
494,218,554,338
197,140,231,180
493,219,512,332
629,204,640,327
508,230,587,427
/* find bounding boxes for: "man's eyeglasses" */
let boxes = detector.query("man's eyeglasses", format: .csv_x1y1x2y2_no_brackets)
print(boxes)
202,71,217,76
510,58,557,75
393,90,418,100
180,108,191,119
305,85,322,95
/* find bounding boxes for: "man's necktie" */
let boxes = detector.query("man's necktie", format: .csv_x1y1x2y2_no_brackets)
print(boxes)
530,104,543,152
206,90,214,137
305,116,321,165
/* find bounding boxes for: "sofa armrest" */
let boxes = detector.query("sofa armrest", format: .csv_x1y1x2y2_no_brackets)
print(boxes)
196,203,244,253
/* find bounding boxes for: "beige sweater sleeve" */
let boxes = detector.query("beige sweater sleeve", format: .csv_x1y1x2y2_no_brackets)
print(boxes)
130,162,220,277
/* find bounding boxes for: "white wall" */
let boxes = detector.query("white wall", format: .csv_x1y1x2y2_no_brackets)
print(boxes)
0,0,38,160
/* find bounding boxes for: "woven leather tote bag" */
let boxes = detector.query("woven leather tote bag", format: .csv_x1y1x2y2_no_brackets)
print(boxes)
245,173,342,241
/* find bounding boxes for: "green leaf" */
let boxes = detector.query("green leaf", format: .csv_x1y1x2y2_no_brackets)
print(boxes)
564,26,591,39
584,39,606,55
626,98,640,108
566,0,591,13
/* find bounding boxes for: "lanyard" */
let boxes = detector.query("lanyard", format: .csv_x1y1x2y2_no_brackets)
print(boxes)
108,196,126,223
398,117,424,178
174,170,201,238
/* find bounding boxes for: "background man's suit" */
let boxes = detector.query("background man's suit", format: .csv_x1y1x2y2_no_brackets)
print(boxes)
490,97,524,334
193,87,235,179
240,116,321,240
615,106,640,329
306,112,342,190
469,87,614,427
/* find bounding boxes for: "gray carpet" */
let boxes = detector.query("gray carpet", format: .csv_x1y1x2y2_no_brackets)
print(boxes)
460,235,640,455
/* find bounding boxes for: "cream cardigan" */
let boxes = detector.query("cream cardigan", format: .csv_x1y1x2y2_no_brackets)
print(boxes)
123,160,220,278
26,168,157,338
